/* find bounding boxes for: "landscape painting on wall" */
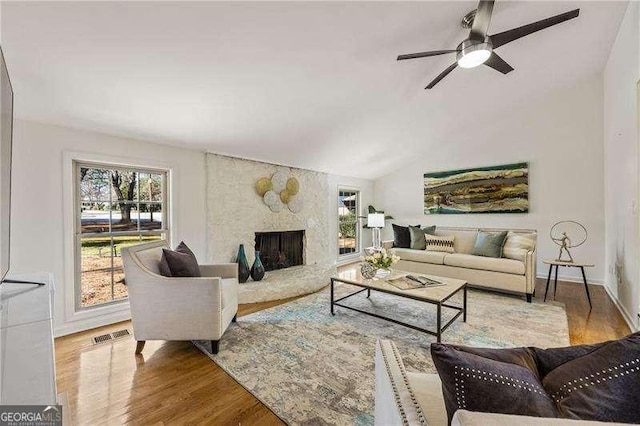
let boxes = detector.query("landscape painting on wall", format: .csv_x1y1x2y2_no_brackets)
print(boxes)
424,162,529,214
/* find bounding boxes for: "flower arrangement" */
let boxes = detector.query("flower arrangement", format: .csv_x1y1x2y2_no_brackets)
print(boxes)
361,248,400,270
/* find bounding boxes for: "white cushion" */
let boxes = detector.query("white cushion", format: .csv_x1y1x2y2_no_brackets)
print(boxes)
452,410,624,426
444,253,525,275
406,372,447,426
503,232,536,261
434,229,477,254
393,248,446,264
425,235,455,253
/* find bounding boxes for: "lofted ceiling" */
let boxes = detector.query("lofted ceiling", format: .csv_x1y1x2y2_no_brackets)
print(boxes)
0,1,628,179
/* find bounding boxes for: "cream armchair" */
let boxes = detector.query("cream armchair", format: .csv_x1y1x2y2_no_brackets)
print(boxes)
121,240,238,355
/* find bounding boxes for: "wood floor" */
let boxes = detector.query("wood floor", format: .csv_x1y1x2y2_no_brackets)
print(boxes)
55,268,631,425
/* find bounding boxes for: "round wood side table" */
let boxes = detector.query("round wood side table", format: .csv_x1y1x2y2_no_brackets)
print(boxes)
542,259,594,309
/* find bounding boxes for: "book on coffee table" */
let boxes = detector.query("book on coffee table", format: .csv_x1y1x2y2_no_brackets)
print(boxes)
386,275,447,290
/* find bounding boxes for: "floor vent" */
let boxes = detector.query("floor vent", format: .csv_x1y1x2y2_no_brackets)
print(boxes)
112,329,131,339
91,329,131,345
92,334,113,344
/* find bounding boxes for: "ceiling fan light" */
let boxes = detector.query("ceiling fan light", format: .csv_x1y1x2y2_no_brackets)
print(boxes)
458,49,491,68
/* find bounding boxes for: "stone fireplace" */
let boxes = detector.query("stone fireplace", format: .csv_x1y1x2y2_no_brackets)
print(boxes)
207,154,336,303
255,230,304,271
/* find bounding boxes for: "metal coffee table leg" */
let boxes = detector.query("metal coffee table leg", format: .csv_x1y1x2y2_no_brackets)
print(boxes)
437,303,442,343
330,279,335,315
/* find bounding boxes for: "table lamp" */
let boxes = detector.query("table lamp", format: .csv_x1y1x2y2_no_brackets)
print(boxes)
368,213,385,249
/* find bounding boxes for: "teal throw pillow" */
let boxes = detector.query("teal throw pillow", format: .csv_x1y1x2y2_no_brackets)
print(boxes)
409,225,436,250
472,230,508,258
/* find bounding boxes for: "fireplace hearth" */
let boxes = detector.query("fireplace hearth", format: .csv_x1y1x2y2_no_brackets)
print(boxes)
255,230,304,272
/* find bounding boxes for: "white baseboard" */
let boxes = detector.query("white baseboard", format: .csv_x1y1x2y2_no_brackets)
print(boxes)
54,310,132,337
603,285,639,333
536,273,604,286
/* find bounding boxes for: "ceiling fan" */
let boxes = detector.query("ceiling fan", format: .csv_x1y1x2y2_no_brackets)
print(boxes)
397,1,579,89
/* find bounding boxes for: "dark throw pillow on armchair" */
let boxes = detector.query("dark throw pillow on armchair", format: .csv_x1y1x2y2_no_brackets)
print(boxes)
431,332,640,424
160,241,201,277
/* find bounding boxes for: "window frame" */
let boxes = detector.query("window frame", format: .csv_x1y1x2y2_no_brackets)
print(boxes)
337,188,361,258
73,160,170,311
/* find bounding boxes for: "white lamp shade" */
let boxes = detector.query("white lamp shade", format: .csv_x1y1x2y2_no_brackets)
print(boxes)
367,213,385,228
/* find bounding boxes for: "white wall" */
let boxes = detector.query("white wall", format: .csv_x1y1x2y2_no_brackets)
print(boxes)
374,75,605,284
10,119,207,336
604,1,639,330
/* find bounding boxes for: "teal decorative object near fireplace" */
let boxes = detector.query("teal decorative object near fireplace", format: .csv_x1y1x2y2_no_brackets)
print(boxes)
236,244,250,283
250,251,266,281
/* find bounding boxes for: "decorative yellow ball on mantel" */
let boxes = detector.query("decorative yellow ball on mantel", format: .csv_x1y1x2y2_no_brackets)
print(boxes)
286,177,299,196
256,177,273,196
280,189,291,204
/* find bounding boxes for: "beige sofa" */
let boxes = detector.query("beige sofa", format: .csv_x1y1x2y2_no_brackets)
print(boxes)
383,226,536,302
375,339,626,426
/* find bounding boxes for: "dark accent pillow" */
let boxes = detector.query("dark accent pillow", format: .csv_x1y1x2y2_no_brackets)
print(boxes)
432,332,640,424
160,241,201,277
159,253,173,277
392,224,425,248
534,332,640,423
392,224,411,248
408,225,437,250
431,343,558,423
472,230,508,258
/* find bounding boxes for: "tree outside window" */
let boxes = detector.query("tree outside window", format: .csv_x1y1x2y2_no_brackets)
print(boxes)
76,163,168,308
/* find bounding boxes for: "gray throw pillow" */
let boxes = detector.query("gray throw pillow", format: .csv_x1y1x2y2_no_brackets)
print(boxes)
160,241,201,277
472,230,508,258
409,225,436,250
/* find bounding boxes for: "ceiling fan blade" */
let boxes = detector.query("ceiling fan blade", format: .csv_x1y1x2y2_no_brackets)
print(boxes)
397,50,457,61
490,9,579,49
425,63,458,89
469,0,495,41
484,52,514,74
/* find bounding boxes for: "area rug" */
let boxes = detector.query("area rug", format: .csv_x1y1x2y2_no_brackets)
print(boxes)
195,283,569,425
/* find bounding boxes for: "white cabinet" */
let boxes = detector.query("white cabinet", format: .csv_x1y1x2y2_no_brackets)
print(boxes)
0,273,56,405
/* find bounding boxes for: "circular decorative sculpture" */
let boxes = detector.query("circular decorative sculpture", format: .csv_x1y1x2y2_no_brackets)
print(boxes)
286,177,299,196
550,220,588,263
256,177,273,196
271,171,288,193
288,195,304,213
280,189,291,204
257,170,302,213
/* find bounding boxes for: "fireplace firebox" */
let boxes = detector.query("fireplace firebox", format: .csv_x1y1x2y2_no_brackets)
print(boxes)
255,230,304,271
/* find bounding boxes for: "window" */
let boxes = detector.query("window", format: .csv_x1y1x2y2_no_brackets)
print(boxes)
338,189,360,256
75,162,169,309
